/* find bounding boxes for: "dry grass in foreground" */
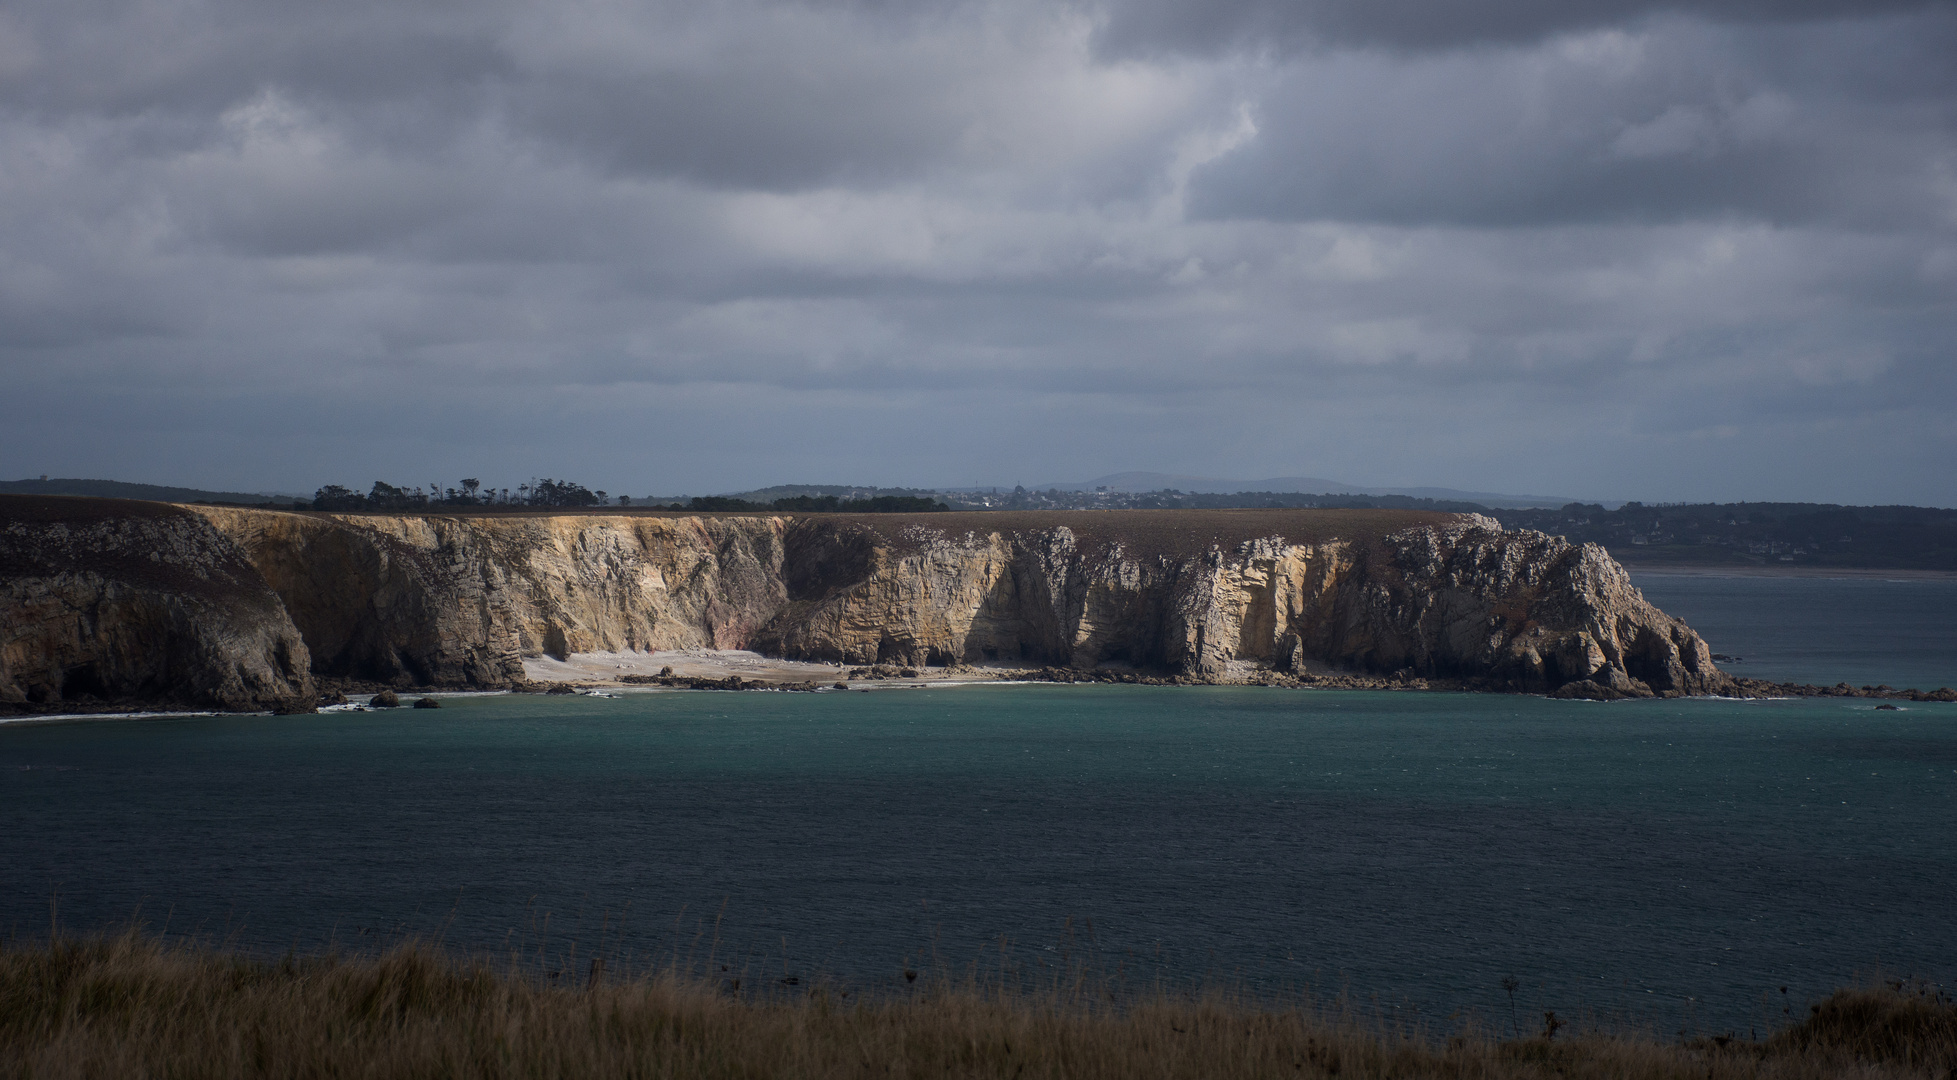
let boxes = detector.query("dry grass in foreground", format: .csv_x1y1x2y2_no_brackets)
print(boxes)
2,933,1954,1079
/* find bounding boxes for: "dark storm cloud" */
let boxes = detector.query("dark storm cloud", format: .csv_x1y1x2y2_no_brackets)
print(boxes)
1186,13,1957,227
0,0,1148,193
0,0,510,123
1095,0,1955,55
0,0,1951,504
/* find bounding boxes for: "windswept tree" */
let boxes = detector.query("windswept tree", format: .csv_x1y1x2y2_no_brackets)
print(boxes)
311,485,362,510
528,478,601,507
312,476,613,511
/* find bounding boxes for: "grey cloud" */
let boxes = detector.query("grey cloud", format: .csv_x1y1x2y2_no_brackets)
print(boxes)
1,0,1195,195
1185,14,1957,227
0,0,510,124
511,68,966,191
0,0,1952,505
1094,0,1955,55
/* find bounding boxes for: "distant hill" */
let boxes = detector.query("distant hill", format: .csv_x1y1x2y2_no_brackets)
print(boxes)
1028,472,1579,509
0,478,296,506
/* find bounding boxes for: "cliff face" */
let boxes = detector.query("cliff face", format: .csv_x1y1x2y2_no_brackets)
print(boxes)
1301,518,1726,696
0,498,1729,705
189,508,790,687
1,498,313,712
186,507,1726,698
751,514,1726,696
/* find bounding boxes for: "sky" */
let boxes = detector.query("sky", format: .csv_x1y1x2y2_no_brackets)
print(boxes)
1,0,1953,504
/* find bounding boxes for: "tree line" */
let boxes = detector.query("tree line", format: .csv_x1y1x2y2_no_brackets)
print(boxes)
311,479,614,510
308,482,949,513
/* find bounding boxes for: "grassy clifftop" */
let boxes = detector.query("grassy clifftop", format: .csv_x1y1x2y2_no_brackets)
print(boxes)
251,505,1471,561
822,508,1465,560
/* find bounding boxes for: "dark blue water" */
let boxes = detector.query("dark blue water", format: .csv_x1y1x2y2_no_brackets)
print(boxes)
4,576,1954,1036
1633,572,1957,691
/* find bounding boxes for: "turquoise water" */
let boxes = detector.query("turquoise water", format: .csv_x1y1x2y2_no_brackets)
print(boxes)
3,575,1955,1034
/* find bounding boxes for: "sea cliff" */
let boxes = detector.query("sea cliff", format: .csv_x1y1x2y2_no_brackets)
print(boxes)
192,505,1725,698
2,498,1734,712
1,498,313,713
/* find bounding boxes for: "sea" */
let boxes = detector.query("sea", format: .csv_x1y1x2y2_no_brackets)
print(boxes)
3,571,1953,1035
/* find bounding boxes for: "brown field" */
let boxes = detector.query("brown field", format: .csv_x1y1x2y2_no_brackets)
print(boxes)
796,509,1465,560
0,493,200,527
255,503,1468,560
3,933,1951,1080
1,497,1467,558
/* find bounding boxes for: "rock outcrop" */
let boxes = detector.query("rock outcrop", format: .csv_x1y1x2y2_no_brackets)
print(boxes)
179,505,1727,698
1,497,314,713
750,513,1728,697
0,496,1733,709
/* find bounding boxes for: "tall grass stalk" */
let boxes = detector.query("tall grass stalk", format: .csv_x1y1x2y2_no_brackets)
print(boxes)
1,931,1951,1079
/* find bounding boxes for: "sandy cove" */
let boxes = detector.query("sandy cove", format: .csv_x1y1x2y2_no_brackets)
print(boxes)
515,650,1480,694
519,649,1017,689
517,650,1288,690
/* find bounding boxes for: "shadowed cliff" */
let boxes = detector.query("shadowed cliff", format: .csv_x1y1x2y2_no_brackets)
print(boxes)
1,496,313,713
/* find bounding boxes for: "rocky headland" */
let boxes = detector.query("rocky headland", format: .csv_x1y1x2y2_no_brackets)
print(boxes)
0,496,1823,714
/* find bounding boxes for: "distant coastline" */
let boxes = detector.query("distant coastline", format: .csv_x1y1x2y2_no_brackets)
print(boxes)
1623,563,1957,580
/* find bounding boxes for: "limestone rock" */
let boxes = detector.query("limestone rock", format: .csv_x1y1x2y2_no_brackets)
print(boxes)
191,507,789,688
747,513,1729,698
9,501,1736,708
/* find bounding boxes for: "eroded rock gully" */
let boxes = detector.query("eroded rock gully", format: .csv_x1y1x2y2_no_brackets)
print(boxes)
3,498,1738,711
